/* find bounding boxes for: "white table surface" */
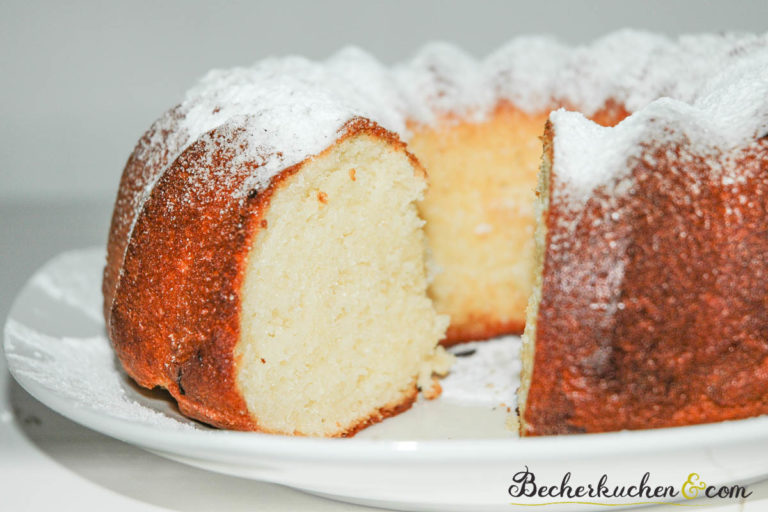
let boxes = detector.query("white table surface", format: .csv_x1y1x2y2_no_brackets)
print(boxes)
1,199,767,512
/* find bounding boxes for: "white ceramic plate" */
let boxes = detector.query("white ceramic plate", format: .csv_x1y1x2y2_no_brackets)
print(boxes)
5,248,768,511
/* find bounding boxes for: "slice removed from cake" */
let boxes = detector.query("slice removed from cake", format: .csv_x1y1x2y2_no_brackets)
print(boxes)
407,105,548,344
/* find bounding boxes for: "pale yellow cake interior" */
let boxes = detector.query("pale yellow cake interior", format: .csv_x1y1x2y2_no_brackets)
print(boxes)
407,105,549,340
236,134,451,437
517,138,552,432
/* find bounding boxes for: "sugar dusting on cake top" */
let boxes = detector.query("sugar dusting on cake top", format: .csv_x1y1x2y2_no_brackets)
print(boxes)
173,29,768,197
180,50,406,197
119,49,405,243
121,30,768,253
551,36,768,207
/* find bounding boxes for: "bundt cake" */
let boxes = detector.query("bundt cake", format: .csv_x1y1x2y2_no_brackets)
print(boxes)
104,30,768,436
519,49,768,435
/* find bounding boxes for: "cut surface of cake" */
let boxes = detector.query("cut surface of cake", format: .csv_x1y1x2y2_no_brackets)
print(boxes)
235,130,450,436
519,53,768,435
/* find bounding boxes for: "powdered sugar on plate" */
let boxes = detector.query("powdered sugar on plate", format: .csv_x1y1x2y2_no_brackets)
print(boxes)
442,337,520,407
5,248,202,431
5,318,198,431
29,250,105,323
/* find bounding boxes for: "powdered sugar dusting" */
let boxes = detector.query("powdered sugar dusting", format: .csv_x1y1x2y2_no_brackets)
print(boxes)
556,30,672,115
5,248,202,431
398,30,767,123
119,49,406,262
180,52,406,199
5,318,199,431
120,31,768,258
30,250,104,322
394,42,494,125
120,107,190,240
551,41,768,206
442,337,520,406
549,108,645,205
486,36,569,115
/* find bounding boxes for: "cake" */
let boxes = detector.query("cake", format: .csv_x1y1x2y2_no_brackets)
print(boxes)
104,30,768,436
518,48,768,435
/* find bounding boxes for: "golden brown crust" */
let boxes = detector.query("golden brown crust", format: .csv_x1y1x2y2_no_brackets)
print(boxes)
584,99,630,128
338,384,418,438
421,378,443,400
108,124,266,430
105,116,423,434
522,123,768,436
442,316,525,346
103,106,188,322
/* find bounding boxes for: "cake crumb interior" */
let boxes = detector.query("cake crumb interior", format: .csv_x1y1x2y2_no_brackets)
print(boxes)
408,105,548,340
237,134,450,437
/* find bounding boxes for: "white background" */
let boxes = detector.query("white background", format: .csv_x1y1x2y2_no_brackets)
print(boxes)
2,0,768,202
